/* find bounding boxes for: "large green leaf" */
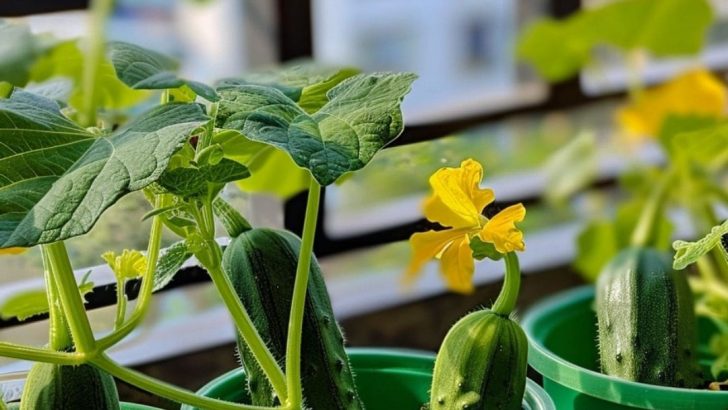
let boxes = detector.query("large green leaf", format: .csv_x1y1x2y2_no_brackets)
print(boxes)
0,20,55,86
0,90,208,248
216,72,416,186
29,41,148,111
217,62,359,114
107,41,219,102
518,0,714,81
0,281,94,321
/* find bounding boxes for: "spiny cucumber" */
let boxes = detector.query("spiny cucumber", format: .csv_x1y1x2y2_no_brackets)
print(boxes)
596,247,702,387
429,310,527,410
20,362,120,410
223,228,364,409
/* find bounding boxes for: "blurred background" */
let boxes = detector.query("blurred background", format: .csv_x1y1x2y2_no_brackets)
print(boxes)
0,0,726,407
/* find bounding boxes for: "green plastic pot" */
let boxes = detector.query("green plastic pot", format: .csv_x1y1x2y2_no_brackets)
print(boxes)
120,403,160,409
523,286,728,410
182,347,554,409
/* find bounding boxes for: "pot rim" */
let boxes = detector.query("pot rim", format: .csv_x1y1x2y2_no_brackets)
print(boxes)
192,347,554,409
522,285,728,408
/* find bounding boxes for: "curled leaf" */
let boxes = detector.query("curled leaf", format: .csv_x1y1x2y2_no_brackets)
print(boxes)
673,220,728,270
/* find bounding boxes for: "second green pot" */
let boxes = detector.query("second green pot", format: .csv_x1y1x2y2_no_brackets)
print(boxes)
182,347,555,409
523,286,728,410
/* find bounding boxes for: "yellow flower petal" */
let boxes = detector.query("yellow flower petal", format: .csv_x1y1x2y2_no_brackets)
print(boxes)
439,234,475,294
617,69,726,137
479,203,526,254
424,159,494,228
102,249,148,282
0,247,26,255
404,228,473,284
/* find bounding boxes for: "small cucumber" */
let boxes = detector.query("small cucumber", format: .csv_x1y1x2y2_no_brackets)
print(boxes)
20,362,120,410
596,247,702,387
223,228,364,409
430,310,527,410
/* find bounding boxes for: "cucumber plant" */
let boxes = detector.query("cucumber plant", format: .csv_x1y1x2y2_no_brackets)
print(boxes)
0,0,417,408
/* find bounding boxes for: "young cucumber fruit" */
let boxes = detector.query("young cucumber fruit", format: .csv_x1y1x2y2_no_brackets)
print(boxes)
21,362,120,410
430,310,527,410
596,247,702,387
223,228,364,409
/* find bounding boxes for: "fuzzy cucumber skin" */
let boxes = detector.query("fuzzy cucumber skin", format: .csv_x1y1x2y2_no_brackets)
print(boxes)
430,310,527,410
596,247,702,387
20,362,120,410
223,228,364,409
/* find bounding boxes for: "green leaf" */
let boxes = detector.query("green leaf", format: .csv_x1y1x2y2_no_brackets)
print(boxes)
0,82,12,99
470,236,503,261
0,20,55,86
157,159,249,198
215,130,311,198
217,62,359,113
0,281,94,321
518,0,714,81
0,90,208,248
543,132,598,205
29,41,149,111
216,72,416,186
107,41,219,102
212,197,251,237
666,122,728,169
673,220,728,270
153,240,192,292
574,220,621,282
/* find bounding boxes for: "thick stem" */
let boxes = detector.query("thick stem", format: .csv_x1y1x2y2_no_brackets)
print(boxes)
98,194,168,350
492,252,521,316
44,242,96,354
79,0,114,127
285,181,321,409
205,259,288,403
114,279,127,330
41,247,71,351
91,354,285,410
631,170,673,248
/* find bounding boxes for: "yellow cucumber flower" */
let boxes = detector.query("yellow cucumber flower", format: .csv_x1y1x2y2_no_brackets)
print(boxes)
0,247,26,255
102,249,148,282
405,159,525,294
617,69,726,137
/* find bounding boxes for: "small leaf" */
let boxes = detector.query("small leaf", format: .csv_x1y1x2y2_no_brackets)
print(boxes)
153,241,192,292
216,72,417,186
202,158,250,184
574,220,621,282
212,197,251,237
0,20,55,87
542,132,598,205
0,90,208,248
470,236,503,261
196,144,224,166
157,167,207,197
141,204,182,221
107,41,219,102
0,82,12,99
673,220,728,270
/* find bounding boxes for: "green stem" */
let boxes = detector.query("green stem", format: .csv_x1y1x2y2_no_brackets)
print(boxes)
114,279,127,330
197,103,218,153
98,194,168,351
0,343,85,365
631,170,673,248
91,354,286,410
285,180,321,409
43,242,96,355
492,252,521,316
41,246,71,350
79,0,114,127
204,258,288,403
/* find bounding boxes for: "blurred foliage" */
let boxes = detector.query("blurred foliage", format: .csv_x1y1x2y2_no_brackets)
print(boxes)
518,0,714,81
